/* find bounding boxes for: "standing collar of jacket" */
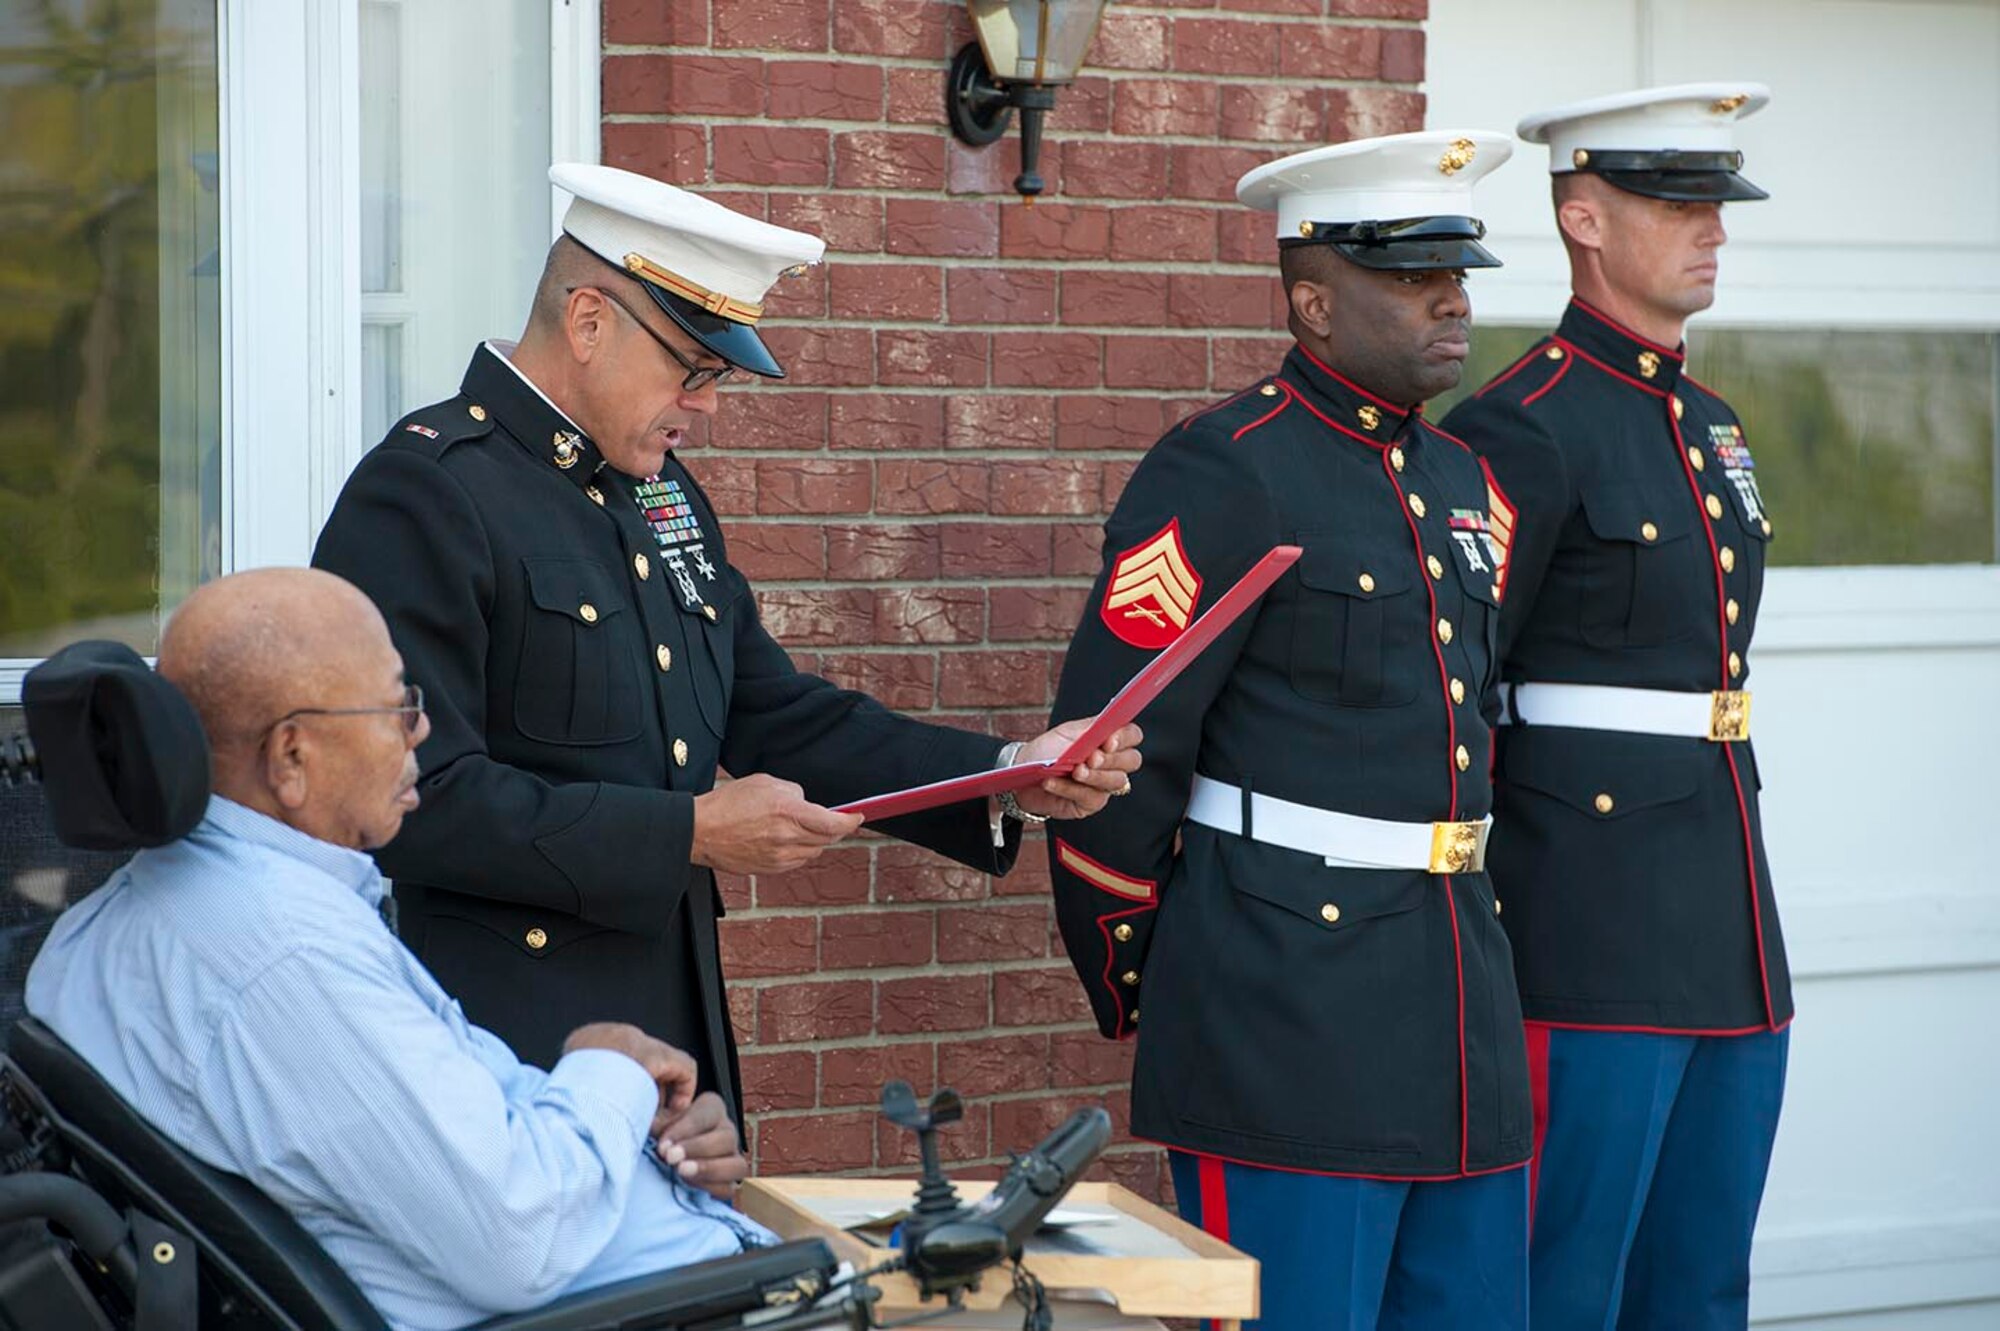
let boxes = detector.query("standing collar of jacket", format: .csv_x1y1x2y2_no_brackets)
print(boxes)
199,796,387,910
460,342,607,492
1280,343,1427,450
1556,299,1685,394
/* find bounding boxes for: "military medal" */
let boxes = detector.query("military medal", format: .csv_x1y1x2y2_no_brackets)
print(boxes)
1709,424,1768,527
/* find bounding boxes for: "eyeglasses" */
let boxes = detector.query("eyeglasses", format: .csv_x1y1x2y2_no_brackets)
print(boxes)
585,287,746,392
265,683,426,739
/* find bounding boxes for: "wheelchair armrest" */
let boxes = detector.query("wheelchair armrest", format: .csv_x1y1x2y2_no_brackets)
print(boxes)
470,1237,843,1331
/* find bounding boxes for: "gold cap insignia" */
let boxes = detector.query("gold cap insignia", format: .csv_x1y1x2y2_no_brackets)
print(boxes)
1572,149,1591,168
1711,94,1750,114
1438,138,1478,176
1357,404,1382,431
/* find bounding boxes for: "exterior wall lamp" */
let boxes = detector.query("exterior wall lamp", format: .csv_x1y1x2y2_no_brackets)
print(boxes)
945,1,1109,201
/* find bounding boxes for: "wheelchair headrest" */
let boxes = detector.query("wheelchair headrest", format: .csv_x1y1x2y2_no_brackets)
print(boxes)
22,641,211,851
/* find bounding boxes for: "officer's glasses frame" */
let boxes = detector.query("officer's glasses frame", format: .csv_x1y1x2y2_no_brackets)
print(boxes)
263,684,426,739
577,286,745,392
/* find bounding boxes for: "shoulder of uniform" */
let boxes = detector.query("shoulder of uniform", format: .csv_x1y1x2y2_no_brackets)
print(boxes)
379,396,496,457
1679,372,1732,409
1166,379,1293,445
1464,338,1572,408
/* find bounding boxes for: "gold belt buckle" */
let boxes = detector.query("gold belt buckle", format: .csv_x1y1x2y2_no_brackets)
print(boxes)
1428,820,1488,875
1708,690,1752,742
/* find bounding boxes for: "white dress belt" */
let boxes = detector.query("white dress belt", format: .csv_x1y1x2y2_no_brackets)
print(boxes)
1184,775,1490,874
1496,682,1751,742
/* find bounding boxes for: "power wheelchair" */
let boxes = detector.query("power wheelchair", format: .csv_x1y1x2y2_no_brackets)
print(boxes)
0,643,1108,1330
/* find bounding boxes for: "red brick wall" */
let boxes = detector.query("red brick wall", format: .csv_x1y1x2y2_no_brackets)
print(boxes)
600,0,1427,1199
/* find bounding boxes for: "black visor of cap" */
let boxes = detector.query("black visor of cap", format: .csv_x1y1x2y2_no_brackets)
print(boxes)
1574,148,1769,203
1280,214,1503,271
638,281,788,380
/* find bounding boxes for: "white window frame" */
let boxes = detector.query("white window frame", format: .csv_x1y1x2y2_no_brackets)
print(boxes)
1,0,599,702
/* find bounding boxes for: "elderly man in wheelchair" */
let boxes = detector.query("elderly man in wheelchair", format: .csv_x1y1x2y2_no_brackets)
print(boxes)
0,568,1104,1331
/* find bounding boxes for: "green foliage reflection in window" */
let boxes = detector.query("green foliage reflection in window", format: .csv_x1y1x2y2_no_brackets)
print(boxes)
1438,325,1998,567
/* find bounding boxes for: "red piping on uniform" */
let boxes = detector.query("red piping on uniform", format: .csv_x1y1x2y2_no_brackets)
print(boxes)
1195,1154,1230,1243
1665,402,1780,1026
1570,299,1684,361
1525,1023,1550,1227
1293,341,1410,414
1276,380,1388,450
1095,904,1159,1042
1524,1017,1793,1038
1473,342,1557,398
1522,356,1572,406
1553,337,1668,398
1233,397,1291,441
1144,1138,1530,1184
1384,445,1474,1173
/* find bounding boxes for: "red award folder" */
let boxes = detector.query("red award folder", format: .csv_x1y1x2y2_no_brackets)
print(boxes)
834,544,1303,821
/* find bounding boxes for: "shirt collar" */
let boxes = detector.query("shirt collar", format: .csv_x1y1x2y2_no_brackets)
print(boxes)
1280,343,1426,450
459,342,607,492
1557,299,1684,393
200,797,387,909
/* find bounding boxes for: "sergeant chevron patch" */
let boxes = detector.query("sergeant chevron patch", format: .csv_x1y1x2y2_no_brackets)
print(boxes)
1101,519,1202,650
1482,463,1516,599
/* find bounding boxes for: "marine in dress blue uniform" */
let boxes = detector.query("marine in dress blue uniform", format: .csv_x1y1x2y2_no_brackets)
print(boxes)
1048,132,1532,1331
313,165,1138,1117
1441,86,1792,1331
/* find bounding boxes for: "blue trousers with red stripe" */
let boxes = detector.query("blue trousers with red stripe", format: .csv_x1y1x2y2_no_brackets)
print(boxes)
1526,1026,1789,1331
1169,1152,1528,1331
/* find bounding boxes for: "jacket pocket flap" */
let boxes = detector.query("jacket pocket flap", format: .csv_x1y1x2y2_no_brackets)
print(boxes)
1231,865,1427,930
1294,530,1414,598
523,558,625,623
1500,730,1704,817
1580,485,1691,545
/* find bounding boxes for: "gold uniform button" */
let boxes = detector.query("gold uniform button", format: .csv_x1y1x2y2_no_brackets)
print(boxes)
1672,396,1684,420
578,603,598,623
1689,448,1706,472
1729,652,1743,678
1113,923,1134,943
655,644,673,672
1358,572,1376,593
1705,494,1724,520
1594,793,1615,814
525,928,548,951
1320,903,1341,924
1641,521,1659,542
1121,970,1140,987
1130,1008,1140,1024
1389,446,1406,472
1455,745,1471,772
1437,617,1453,644
703,604,718,622
673,738,689,767
1726,598,1740,625
1720,546,1736,572
1495,899,1503,916
1259,383,1279,397
468,404,487,421
1545,346,1564,361
1409,493,1427,518
1427,555,1444,580
585,485,605,506
1450,677,1466,705
634,553,651,580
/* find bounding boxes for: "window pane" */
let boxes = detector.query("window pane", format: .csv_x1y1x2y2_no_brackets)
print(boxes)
0,0,222,657
1438,325,1999,567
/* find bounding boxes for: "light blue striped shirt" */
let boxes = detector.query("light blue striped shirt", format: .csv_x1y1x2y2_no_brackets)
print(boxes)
26,797,773,1331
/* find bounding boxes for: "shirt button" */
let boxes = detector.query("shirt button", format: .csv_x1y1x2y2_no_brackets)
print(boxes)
578,603,598,623
1389,447,1406,472
1641,521,1659,542
1409,494,1427,519
1594,793,1615,814
1320,903,1341,924
1450,678,1466,705
673,738,690,766
1113,923,1134,942
656,644,673,672
1720,546,1736,572
1358,572,1376,593
1726,598,1740,625
1729,651,1743,678
634,553,651,581
1427,555,1444,580
525,927,548,950
1688,448,1705,472
1121,970,1141,987
1706,494,1724,520
1437,617,1453,644
1455,745,1471,772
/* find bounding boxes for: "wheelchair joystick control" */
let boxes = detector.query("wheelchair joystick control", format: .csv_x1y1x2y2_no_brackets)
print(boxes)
879,1079,963,1222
